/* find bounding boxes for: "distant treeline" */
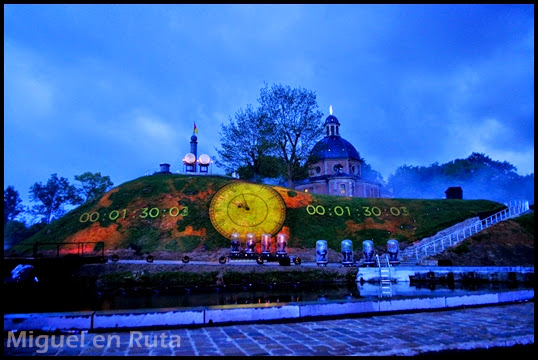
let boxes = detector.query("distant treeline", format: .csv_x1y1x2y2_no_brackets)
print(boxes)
386,152,534,203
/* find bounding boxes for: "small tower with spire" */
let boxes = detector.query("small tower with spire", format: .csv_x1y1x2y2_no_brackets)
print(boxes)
182,122,213,174
183,122,199,173
189,133,198,172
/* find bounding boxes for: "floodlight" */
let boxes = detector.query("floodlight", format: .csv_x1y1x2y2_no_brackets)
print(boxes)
183,153,196,165
198,154,211,165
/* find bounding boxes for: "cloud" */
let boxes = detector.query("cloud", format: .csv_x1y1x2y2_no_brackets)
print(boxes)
133,112,178,146
4,41,56,126
4,4,533,208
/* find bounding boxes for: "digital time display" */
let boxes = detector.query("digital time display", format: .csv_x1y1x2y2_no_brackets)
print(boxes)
306,205,409,218
79,206,189,223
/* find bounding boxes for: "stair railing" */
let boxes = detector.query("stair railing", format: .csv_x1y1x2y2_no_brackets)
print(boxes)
400,200,530,264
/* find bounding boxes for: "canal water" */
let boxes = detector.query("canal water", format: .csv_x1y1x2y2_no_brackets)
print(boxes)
4,280,530,314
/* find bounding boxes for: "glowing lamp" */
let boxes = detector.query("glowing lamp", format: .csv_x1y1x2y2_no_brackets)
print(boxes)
230,232,241,254
198,154,211,165
261,233,272,254
276,233,288,255
245,233,256,254
183,153,196,165
198,153,211,173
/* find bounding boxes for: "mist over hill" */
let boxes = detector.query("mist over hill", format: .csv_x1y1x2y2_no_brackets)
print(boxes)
387,153,534,203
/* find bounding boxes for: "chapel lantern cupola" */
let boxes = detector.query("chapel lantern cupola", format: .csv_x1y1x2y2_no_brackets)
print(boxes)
324,105,341,137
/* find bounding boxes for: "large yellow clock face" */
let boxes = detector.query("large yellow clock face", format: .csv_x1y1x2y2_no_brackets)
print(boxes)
209,182,286,239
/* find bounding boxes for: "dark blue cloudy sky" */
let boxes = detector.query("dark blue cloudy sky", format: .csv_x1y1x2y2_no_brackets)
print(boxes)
4,4,534,213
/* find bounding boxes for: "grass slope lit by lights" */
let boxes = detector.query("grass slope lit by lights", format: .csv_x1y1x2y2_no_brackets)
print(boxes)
20,174,505,254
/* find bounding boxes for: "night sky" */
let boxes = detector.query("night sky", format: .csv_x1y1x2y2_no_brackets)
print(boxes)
4,4,534,218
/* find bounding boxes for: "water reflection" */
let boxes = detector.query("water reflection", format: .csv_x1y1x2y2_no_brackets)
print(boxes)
358,281,523,298
5,280,530,314
98,285,360,311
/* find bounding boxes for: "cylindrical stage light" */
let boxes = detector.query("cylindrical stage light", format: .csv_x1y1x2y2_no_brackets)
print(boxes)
230,232,241,254
316,240,328,266
276,233,288,255
387,239,400,265
341,239,353,266
245,233,256,254
261,233,272,254
362,240,375,266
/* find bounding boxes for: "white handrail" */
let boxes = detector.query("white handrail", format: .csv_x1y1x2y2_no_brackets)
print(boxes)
378,253,392,297
401,200,530,263
384,253,391,268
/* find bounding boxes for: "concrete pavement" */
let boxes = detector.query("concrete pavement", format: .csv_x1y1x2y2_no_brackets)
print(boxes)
4,301,533,356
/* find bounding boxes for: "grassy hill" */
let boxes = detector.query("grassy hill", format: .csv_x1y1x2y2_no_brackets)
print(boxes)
18,174,505,254
429,212,534,266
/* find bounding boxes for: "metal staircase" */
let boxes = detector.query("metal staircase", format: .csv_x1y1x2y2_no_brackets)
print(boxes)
376,254,392,298
400,200,531,265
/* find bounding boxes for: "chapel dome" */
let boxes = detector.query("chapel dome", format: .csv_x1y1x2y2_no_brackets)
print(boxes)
310,136,361,162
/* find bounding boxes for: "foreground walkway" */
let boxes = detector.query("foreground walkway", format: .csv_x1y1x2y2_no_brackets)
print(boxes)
4,302,533,356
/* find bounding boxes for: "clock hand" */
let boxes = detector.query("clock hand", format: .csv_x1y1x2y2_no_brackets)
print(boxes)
242,195,250,211
232,202,243,208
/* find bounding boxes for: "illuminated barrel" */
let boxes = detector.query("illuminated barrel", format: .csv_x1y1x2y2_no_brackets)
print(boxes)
276,233,288,254
387,239,400,264
341,239,353,266
230,232,241,254
261,233,272,254
362,240,375,265
316,240,328,266
246,233,256,254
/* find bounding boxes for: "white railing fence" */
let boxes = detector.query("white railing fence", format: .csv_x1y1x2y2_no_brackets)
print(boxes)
400,200,530,264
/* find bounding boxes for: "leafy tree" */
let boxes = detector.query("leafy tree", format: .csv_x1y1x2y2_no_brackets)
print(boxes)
74,171,114,203
215,105,277,183
4,220,47,247
258,83,324,189
4,185,24,224
361,159,385,183
4,220,29,246
29,173,80,224
236,155,287,181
